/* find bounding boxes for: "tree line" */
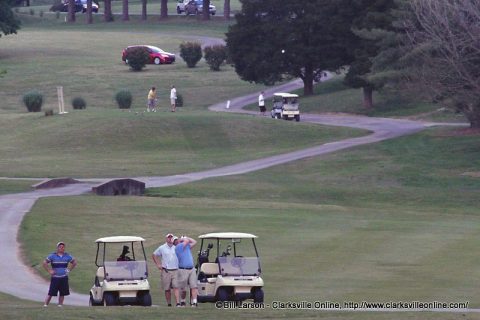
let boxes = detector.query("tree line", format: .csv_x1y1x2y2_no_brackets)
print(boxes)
226,0,480,128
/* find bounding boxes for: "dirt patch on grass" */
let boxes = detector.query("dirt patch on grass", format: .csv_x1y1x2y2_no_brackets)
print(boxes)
435,127,480,137
462,172,480,178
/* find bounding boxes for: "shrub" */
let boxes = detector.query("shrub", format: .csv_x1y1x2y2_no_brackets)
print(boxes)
115,89,132,109
204,45,227,71
44,109,54,116
56,11,60,19
179,42,202,68
72,97,86,109
125,47,150,71
50,0,64,12
176,93,184,107
23,91,44,112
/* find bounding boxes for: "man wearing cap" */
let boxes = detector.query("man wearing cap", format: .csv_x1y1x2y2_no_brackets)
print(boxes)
175,235,198,307
42,242,77,307
152,233,180,307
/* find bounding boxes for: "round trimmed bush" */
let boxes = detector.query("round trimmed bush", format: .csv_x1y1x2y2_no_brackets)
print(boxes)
204,45,227,71
23,91,44,112
125,47,150,71
72,97,86,109
179,42,202,68
115,89,132,109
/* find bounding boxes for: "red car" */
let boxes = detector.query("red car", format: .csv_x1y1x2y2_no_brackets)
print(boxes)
122,45,176,65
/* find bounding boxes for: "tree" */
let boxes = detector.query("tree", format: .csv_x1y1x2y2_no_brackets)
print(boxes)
122,0,129,21
226,0,359,95
223,0,230,20
141,0,146,20
67,0,76,22
343,0,397,109
104,0,113,22
160,0,167,19
0,0,21,37
86,0,93,24
371,0,480,127
202,0,210,20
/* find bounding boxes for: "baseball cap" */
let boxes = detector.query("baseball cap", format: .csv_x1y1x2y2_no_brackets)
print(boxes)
56,242,65,247
166,233,174,238
172,236,178,242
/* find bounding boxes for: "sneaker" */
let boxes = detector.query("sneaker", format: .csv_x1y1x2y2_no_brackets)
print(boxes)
180,302,186,306
176,303,182,307
168,304,172,307
191,303,198,307
57,304,63,307
43,304,48,307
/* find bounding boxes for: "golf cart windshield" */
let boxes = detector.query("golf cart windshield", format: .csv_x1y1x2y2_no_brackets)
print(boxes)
103,260,148,281
217,256,261,276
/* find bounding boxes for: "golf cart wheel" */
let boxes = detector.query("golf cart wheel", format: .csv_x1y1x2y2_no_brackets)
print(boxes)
253,288,264,303
89,294,100,306
295,115,300,122
217,287,230,302
138,292,152,306
276,114,281,119
103,292,117,306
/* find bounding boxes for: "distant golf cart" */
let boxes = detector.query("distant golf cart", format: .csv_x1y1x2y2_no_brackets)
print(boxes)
271,92,300,122
196,232,264,303
89,236,152,307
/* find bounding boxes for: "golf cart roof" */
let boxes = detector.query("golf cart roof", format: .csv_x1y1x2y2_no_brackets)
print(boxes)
273,92,299,98
199,232,257,239
95,236,145,243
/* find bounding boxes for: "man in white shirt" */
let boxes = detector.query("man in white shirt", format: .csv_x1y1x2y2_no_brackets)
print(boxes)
170,85,177,112
152,233,180,306
258,91,266,115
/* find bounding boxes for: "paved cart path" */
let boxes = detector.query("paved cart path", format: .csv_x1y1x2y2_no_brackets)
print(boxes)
0,79,471,311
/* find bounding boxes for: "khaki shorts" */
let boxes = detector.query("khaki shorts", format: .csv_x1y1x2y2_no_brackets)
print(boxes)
161,269,178,291
177,268,197,289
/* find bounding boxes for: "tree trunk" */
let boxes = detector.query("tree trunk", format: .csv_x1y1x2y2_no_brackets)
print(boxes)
141,0,147,20
203,0,210,20
303,65,314,96
223,0,230,20
160,0,168,19
363,87,373,109
465,106,480,128
86,0,93,24
67,0,75,23
122,0,129,21
104,0,113,22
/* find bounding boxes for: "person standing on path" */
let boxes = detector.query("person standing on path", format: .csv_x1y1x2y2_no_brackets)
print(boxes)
170,85,177,112
258,91,266,115
43,242,77,307
152,233,180,307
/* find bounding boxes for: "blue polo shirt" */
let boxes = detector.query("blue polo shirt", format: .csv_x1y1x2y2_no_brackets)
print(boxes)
45,252,74,278
175,243,194,269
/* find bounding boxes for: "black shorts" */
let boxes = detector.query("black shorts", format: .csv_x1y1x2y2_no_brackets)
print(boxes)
48,277,70,296
259,105,266,112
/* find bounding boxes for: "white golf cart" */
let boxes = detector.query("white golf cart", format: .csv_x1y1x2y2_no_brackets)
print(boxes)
271,92,300,122
196,232,264,303
89,236,152,306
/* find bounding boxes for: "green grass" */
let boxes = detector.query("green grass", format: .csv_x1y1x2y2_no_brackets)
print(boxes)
0,179,37,194
0,110,363,178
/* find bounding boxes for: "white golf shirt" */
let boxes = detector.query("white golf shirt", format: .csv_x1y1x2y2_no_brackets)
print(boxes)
153,243,179,269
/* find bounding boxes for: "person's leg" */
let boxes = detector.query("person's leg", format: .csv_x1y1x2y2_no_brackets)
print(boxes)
58,295,65,306
45,278,58,306
44,295,52,306
162,270,173,306
164,289,172,305
173,287,180,305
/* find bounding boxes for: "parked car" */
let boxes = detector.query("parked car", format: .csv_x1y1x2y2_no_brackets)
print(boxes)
122,45,176,65
184,0,216,15
59,0,99,13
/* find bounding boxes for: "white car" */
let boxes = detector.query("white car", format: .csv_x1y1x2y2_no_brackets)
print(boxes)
177,0,216,15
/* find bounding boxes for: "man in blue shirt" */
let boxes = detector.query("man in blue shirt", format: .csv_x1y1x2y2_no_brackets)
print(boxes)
175,235,198,307
42,242,77,307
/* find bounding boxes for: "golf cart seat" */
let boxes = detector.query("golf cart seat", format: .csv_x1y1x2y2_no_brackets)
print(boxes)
199,263,219,283
95,267,105,286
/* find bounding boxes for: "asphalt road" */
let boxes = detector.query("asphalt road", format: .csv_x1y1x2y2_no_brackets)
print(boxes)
0,79,471,311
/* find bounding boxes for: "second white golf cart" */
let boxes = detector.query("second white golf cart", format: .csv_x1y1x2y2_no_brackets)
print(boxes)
271,92,300,121
89,236,152,306
196,232,264,303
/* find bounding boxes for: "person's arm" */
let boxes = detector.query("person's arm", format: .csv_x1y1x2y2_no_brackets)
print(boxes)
152,253,162,270
42,259,55,276
69,258,77,272
180,236,197,248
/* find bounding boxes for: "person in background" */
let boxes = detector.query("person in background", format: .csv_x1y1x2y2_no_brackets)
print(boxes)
258,91,266,115
152,233,180,307
175,235,198,307
43,242,77,307
147,87,157,112
170,85,177,112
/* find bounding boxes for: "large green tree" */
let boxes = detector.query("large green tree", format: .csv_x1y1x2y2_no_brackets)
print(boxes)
226,0,359,95
343,0,397,109
0,0,20,37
